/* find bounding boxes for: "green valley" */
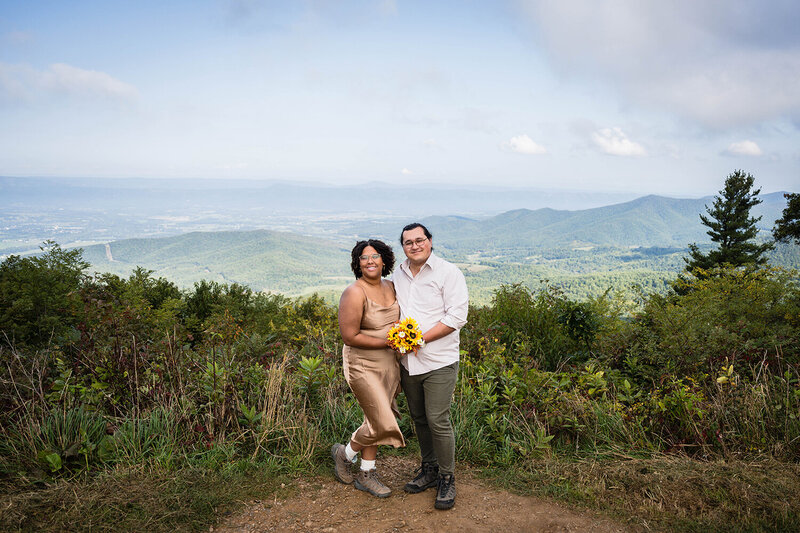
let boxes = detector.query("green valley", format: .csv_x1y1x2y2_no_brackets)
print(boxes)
76,192,798,305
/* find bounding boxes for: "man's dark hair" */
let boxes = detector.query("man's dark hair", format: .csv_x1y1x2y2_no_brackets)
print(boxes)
399,222,433,245
350,239,395,279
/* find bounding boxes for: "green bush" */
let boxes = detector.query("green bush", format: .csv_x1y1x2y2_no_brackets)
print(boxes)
608,266,800,383
2,251,799,486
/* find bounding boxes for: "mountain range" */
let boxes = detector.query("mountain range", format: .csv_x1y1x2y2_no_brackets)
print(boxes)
77,192,796,299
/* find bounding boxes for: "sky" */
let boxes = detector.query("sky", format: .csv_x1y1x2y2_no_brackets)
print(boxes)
1,0,799,196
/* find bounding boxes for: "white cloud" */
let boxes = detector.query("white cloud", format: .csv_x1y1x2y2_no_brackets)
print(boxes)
401,168,414,175
504,134,547,155
0,62,137,102
44,63,138,100
591,128,646,157
724,140,763,156
518,1,800,128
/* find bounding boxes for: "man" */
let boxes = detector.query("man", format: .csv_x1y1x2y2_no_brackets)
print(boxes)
392,222,468,510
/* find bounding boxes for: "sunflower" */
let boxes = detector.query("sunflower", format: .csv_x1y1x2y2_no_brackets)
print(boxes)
387,317,425,354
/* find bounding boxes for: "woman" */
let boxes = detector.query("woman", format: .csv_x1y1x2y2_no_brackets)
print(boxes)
332,239,405,498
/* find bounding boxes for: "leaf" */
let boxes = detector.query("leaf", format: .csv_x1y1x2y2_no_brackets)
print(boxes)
37,451,62,473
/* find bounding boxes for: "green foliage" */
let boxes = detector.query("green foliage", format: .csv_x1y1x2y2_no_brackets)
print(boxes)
685,170,773,271
615,266,800,381
774,192,800,245
1,247,799,533
6,407,110,477
464,283,616,370
295,355,335,402
0,241,88,347
105,408,180,466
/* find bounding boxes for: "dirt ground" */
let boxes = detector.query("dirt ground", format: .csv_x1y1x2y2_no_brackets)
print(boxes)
215,456,635,533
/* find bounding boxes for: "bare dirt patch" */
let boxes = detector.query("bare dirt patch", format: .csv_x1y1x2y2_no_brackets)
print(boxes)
216,456,633,533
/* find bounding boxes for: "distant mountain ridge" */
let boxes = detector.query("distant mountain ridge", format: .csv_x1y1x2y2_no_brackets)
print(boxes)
425,193,786,251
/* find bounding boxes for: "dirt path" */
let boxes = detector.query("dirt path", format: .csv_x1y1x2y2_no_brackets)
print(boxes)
216,456,634,533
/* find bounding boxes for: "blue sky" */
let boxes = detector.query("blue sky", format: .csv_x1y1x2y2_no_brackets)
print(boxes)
1,0,799,196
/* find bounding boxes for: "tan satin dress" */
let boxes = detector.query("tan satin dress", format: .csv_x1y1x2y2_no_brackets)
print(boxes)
342,288,406,448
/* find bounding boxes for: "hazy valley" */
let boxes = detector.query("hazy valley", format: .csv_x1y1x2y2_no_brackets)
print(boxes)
3,177,795,304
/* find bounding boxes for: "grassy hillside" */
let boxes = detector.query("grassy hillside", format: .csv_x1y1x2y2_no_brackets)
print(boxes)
81,229,352,294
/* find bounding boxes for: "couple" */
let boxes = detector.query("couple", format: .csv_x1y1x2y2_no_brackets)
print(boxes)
332,222,469,510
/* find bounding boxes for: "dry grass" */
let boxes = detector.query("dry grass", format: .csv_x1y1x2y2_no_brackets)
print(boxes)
0,465,289,533
484,453,800,532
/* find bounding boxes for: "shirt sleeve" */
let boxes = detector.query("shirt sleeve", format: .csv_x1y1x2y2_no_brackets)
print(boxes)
439,263,469,330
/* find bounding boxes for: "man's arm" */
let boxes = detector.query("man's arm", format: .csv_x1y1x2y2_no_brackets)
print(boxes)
422,322,456,343
423,264,468,341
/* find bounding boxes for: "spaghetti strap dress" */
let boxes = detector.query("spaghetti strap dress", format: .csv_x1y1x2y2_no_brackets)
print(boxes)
342,288,406,448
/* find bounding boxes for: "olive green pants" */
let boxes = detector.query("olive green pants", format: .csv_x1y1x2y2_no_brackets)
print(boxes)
400,362,458,475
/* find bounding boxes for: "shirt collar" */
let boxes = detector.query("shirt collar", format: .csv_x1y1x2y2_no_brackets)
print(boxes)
401,252,438,276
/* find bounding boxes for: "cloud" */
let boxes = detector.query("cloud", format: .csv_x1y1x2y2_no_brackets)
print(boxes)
44,63,138,99
591,128,646,157
504,134,547,155
0,62,138,102
517,1,800,128
401,168,414,175
724,140,764,157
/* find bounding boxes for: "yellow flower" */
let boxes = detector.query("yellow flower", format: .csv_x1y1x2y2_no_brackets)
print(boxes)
387,317,424,354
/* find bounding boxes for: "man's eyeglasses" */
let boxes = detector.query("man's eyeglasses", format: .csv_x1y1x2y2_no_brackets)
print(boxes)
359,253,381,261
402,237,428,248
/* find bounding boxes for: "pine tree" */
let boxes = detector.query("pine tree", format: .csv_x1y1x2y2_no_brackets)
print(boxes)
684,170,773,271
773,192,800,245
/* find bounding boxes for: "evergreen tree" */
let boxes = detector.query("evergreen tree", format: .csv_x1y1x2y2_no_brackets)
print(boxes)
773,192,800,245
684,170,773,271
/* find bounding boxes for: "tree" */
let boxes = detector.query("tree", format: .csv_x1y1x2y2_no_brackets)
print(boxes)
0,241,89,347
684,170,773,271
773,192,800,245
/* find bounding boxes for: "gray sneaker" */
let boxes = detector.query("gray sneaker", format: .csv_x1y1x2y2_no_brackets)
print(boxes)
404,462,439,493
354,469,391,498
331,444,354,484
435,473,456,510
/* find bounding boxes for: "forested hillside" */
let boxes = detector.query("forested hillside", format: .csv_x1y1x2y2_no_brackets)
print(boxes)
81,229,352,295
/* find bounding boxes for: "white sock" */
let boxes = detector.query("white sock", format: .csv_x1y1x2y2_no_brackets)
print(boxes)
344,443,358,463
360,459,376,471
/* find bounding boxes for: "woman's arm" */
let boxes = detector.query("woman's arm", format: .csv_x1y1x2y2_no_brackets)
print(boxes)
338,284,391,350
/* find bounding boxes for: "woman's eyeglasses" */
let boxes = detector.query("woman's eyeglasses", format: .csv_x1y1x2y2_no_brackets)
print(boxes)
359,253,381,261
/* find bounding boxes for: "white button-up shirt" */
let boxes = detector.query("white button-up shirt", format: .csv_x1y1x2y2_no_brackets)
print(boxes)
392,252,469,376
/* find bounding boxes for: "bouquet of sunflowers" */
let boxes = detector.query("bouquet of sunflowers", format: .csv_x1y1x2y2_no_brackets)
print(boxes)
387,317,425,355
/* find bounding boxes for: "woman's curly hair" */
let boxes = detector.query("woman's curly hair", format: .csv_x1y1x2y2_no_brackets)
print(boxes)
350,239,395,279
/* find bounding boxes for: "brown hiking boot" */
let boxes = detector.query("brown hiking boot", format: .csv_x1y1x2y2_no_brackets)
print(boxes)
404,462,439,493
331,443,354,484
354,469,391,498
435,473,456,510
